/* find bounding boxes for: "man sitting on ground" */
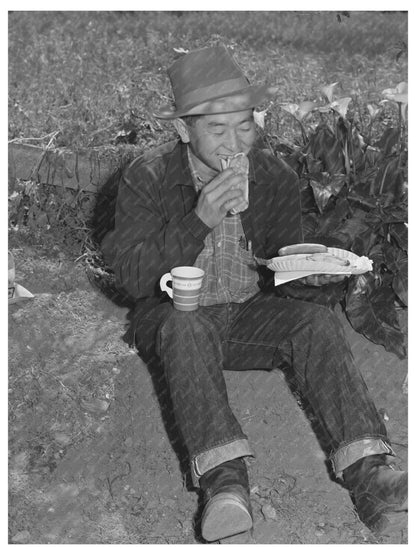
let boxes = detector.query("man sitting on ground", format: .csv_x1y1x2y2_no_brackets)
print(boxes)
102,45,408,542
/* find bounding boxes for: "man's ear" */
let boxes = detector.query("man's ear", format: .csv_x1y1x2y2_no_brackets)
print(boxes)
172,118,190,143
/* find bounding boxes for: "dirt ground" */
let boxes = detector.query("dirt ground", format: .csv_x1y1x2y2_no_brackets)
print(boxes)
8,242,408,545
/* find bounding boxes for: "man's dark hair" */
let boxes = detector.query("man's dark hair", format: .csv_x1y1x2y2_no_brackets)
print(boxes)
181,115,201,127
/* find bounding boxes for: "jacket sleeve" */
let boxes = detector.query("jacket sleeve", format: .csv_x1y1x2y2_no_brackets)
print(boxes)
101,159,210,300
264,158,303,258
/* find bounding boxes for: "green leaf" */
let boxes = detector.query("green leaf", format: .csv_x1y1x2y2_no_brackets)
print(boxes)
339,212,375,253
280,101,316,122
368,243,385,273
312,196,353,246
304,154,323,175
368,204,407,226
394,93,408,104
392,261,408,306
301,212,319,239
389,222,408,251
297,101,316,120
300,179,318,212
396,98,408,122
367,104,381,120
396,82,408,94
318,105,332,114
309,173,346,213
318,209,374,253
330,97,352,119
313,207,347,239
373,158,405,204
374,127,400,157
381,81,407,100
280,103,299,117
363,146,383,168
348,186,378,211
383,243,408,306
345,274,406,359
253,109,267,129
307,124,345,174
321,82,338,103
350,228,378,258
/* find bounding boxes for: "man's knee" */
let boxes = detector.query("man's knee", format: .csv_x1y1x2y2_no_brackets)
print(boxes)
157,307,216,354
159,307,201,334
298,303,344,339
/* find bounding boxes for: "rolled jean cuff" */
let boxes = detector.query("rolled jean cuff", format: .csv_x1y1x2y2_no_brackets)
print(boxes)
190,438,254,487
330,437,395,479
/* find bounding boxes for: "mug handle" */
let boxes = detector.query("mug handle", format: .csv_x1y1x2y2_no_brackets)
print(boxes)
159,272,173,298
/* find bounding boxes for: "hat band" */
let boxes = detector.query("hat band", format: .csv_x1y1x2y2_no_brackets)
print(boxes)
177,77,249,111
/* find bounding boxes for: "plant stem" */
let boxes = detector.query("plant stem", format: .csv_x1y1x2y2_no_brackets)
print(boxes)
298,120,308,145
344,141,350,177
378,161,390,196
397,102,403,167
368,121,373,145
350,126,357,184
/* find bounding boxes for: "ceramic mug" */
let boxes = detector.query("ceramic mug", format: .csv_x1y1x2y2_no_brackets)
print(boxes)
160,266,205,311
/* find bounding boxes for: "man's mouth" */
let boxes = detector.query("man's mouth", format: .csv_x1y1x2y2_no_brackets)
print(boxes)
218,153,244,161
218,153,246,170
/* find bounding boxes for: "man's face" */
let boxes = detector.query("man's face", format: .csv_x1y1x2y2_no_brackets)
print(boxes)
185,109,256,173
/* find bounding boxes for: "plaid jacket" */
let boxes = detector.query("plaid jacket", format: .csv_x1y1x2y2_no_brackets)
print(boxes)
102,139,302,299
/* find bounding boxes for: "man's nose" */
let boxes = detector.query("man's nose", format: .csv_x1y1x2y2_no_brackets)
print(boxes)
223,129,240,153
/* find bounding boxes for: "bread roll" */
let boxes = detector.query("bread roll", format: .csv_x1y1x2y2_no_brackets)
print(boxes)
278,243,328,256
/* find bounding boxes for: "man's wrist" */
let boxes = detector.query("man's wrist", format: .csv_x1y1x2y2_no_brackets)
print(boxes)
182,210,212,241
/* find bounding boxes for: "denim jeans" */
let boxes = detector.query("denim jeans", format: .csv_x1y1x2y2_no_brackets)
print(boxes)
134,291,393,487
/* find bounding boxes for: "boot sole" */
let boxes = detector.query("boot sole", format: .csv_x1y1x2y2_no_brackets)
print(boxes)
372,509,408,536
355,472,408,536
365,497,408,536
201,492,253,542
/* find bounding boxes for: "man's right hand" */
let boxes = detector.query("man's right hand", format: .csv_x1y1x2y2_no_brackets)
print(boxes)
194,168,245,228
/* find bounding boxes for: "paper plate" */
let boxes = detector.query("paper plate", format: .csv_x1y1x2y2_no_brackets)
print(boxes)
268,247,373,286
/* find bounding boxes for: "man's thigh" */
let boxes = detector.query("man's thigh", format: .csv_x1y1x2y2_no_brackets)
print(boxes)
223,292,333,371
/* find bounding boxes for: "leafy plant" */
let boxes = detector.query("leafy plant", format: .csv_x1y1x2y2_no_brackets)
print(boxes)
8,180,96,251
271,81,408,359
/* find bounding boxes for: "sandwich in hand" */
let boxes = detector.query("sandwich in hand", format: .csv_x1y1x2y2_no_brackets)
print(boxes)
220,152,249,214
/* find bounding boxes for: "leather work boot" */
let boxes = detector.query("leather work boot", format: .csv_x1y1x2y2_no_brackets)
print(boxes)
343,454,408,535
200,458,253,542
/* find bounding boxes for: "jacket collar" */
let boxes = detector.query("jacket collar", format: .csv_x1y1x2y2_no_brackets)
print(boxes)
163,141,195,189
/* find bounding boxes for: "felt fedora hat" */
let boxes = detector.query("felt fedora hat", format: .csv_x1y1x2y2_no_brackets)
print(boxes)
154,45,277,119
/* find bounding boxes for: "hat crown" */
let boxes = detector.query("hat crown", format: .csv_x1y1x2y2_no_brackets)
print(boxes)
154,44,277,119
168,45,249,112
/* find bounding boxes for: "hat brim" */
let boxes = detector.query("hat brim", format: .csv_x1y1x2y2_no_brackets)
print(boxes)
154,84,278,120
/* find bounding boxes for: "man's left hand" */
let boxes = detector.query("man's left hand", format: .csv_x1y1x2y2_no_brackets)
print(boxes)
297,274,348,287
